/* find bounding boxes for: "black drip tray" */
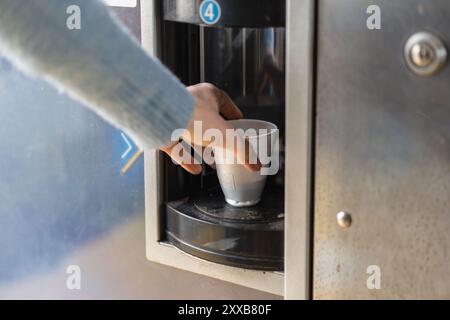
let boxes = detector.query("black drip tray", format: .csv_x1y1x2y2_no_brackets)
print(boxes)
165,186,284,271
193,186,284,223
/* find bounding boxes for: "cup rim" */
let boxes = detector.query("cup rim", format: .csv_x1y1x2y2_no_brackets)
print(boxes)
227,119,278,139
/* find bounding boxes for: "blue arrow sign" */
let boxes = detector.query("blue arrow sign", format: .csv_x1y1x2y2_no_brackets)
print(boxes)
120,132,133,159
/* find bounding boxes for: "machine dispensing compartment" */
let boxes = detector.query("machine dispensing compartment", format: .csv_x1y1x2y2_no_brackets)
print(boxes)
166,186,284,270
157,0,286,271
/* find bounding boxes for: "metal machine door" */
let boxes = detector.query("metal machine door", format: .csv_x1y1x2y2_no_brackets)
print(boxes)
314,0,450,299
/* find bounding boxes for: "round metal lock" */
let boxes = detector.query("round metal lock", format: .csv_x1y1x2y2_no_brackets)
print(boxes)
337,211,352,229
404,32,447,76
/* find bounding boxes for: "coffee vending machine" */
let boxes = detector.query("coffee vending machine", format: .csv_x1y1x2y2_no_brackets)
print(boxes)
143,0,313,298
141,0,450,299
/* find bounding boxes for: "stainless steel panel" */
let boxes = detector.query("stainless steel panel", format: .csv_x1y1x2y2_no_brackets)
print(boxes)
314,0,450,299
284,0,315,300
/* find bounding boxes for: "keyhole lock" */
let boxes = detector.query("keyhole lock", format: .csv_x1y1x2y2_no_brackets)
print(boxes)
337,211,352,229
404,31,447,76
410,42,435,67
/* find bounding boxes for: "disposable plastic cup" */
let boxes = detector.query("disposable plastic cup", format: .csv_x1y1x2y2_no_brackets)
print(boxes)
214,119,278,207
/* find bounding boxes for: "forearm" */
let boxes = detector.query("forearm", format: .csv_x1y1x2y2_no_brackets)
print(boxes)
0,0,194,149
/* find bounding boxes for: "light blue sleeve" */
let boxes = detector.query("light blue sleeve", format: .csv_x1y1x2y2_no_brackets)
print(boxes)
0,0,195,149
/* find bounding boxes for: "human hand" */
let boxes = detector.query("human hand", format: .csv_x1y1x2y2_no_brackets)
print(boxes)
161,83,261,175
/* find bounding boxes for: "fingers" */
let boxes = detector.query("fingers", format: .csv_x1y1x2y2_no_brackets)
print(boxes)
182,83,260,173
188,83,243,120
161,142,203,175
229,137,262,172
242,139,262,172
213,115,261,172
215,88,243,120
164,120,261,174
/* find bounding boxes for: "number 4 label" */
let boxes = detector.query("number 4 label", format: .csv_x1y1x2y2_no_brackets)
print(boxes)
200,0,221,25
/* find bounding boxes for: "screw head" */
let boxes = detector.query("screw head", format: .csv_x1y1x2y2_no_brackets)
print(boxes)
337,211,352,229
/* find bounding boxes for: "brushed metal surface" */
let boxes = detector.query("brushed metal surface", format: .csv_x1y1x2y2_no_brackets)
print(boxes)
314,0,450,299
284,0,315,300
336,211,352,229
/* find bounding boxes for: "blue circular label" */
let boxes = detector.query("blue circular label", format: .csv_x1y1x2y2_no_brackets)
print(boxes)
199,0,221,25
